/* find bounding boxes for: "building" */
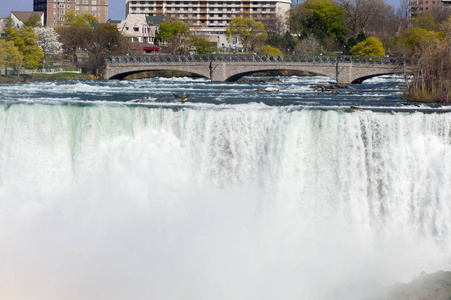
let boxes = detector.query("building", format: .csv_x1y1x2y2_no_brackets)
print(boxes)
125,0,290,37
33,0,109,27
117,14,165,44
10,11,45,28
115,14,163,53
409,0,451,17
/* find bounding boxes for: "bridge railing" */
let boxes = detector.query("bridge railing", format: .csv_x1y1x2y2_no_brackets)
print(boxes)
107,54,404,65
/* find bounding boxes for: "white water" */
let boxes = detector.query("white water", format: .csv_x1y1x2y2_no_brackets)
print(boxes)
0,103,450,300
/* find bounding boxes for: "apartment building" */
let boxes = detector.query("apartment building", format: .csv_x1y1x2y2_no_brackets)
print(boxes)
409,0,451,17
125,0,290,35
33,0,109,27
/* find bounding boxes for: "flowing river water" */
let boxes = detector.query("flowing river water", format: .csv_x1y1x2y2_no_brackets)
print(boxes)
0,75,450,299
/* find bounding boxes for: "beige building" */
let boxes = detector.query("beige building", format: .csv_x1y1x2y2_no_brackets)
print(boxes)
33,0,109,27
125,0,290,35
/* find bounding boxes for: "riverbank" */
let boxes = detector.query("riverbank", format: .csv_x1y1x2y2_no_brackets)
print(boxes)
0,72,93,83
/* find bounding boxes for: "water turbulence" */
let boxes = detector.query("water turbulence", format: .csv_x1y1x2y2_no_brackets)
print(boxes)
0,102,450,299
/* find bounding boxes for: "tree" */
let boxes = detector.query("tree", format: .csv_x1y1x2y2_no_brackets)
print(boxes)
350,37,384,56
35,27,63,65
156,21,190,54
402,17,451,102
56,24,93,61
0,40,23,77
300,0,346,42
289,4,308,37
226,17,267,52
412,12,439,31
190,36,216,54
5,27,44,69
295,34,320,54
63,12,98,27
57,22,127,75
262,13,287,36
259,45,282,55
24,13,43,28
83,24,128,76
337,0,385,36
398,27,439,59
280,31,297,54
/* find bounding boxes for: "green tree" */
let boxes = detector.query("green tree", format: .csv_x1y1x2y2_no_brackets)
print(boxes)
280,31,297,54
398,27,440,59
156,21,190,54
190,36,216,54
3,17,15,29
293,0,346,44
5,27,44,69
259,45,282,55
350,37,384,56
0,40,23,76
24,13,43,28
62,12,98,27
226,17,267,52
412,12,438,31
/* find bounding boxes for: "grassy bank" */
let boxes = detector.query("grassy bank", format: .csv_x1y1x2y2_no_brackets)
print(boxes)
0,72,93,83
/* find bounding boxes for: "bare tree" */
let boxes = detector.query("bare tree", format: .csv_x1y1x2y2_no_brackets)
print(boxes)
261,12,287,36
295,35,320,54
396,0,410,19
337,0,386,36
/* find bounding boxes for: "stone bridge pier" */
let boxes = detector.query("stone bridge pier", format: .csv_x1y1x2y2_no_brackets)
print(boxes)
104,54,411,84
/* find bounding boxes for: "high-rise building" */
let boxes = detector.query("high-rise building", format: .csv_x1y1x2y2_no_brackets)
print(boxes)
409,0,451,17
125,0,290,35
33,0,109,27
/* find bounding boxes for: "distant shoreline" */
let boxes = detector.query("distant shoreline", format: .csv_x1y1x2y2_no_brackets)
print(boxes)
0,72,92,83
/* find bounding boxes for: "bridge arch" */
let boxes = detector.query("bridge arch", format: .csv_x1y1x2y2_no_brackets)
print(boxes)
106,66,210,80
351,72,406,84
223,68,334,82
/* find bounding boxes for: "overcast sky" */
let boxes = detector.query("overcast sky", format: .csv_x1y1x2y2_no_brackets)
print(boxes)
0,0,401,21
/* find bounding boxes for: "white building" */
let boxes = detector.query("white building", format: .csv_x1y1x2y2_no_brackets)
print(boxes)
125,0,291,38
117,14,166,44
11,11,45,28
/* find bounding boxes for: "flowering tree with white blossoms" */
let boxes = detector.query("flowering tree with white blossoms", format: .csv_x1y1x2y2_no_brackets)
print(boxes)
34,27,63,65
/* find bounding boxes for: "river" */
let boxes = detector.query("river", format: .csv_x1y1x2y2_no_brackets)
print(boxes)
0,75,450,299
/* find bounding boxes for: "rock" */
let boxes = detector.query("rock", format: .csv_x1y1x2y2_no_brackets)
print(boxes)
387,271,451,300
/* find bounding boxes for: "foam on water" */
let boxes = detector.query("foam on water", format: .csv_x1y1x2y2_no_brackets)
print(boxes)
0,102,450,300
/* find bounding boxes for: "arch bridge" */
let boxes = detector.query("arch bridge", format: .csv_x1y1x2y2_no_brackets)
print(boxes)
104,54,411,84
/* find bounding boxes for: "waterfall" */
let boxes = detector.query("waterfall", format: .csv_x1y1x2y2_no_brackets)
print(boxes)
0,103,450,300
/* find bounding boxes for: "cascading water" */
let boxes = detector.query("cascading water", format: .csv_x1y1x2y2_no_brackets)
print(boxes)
0,99,450,299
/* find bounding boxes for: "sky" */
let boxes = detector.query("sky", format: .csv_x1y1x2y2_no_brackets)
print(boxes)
0,0,401,21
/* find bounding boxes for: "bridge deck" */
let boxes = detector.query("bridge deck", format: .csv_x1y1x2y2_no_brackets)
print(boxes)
105,54,411,83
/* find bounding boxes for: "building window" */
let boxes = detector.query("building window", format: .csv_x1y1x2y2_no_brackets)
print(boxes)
53,4,56,8
67,4,70,8
60,10,64,14
53,10,56,14
76,6,79,9
92,12,97,16
92,6,96,10
92,0,97,3
53,17,56,20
